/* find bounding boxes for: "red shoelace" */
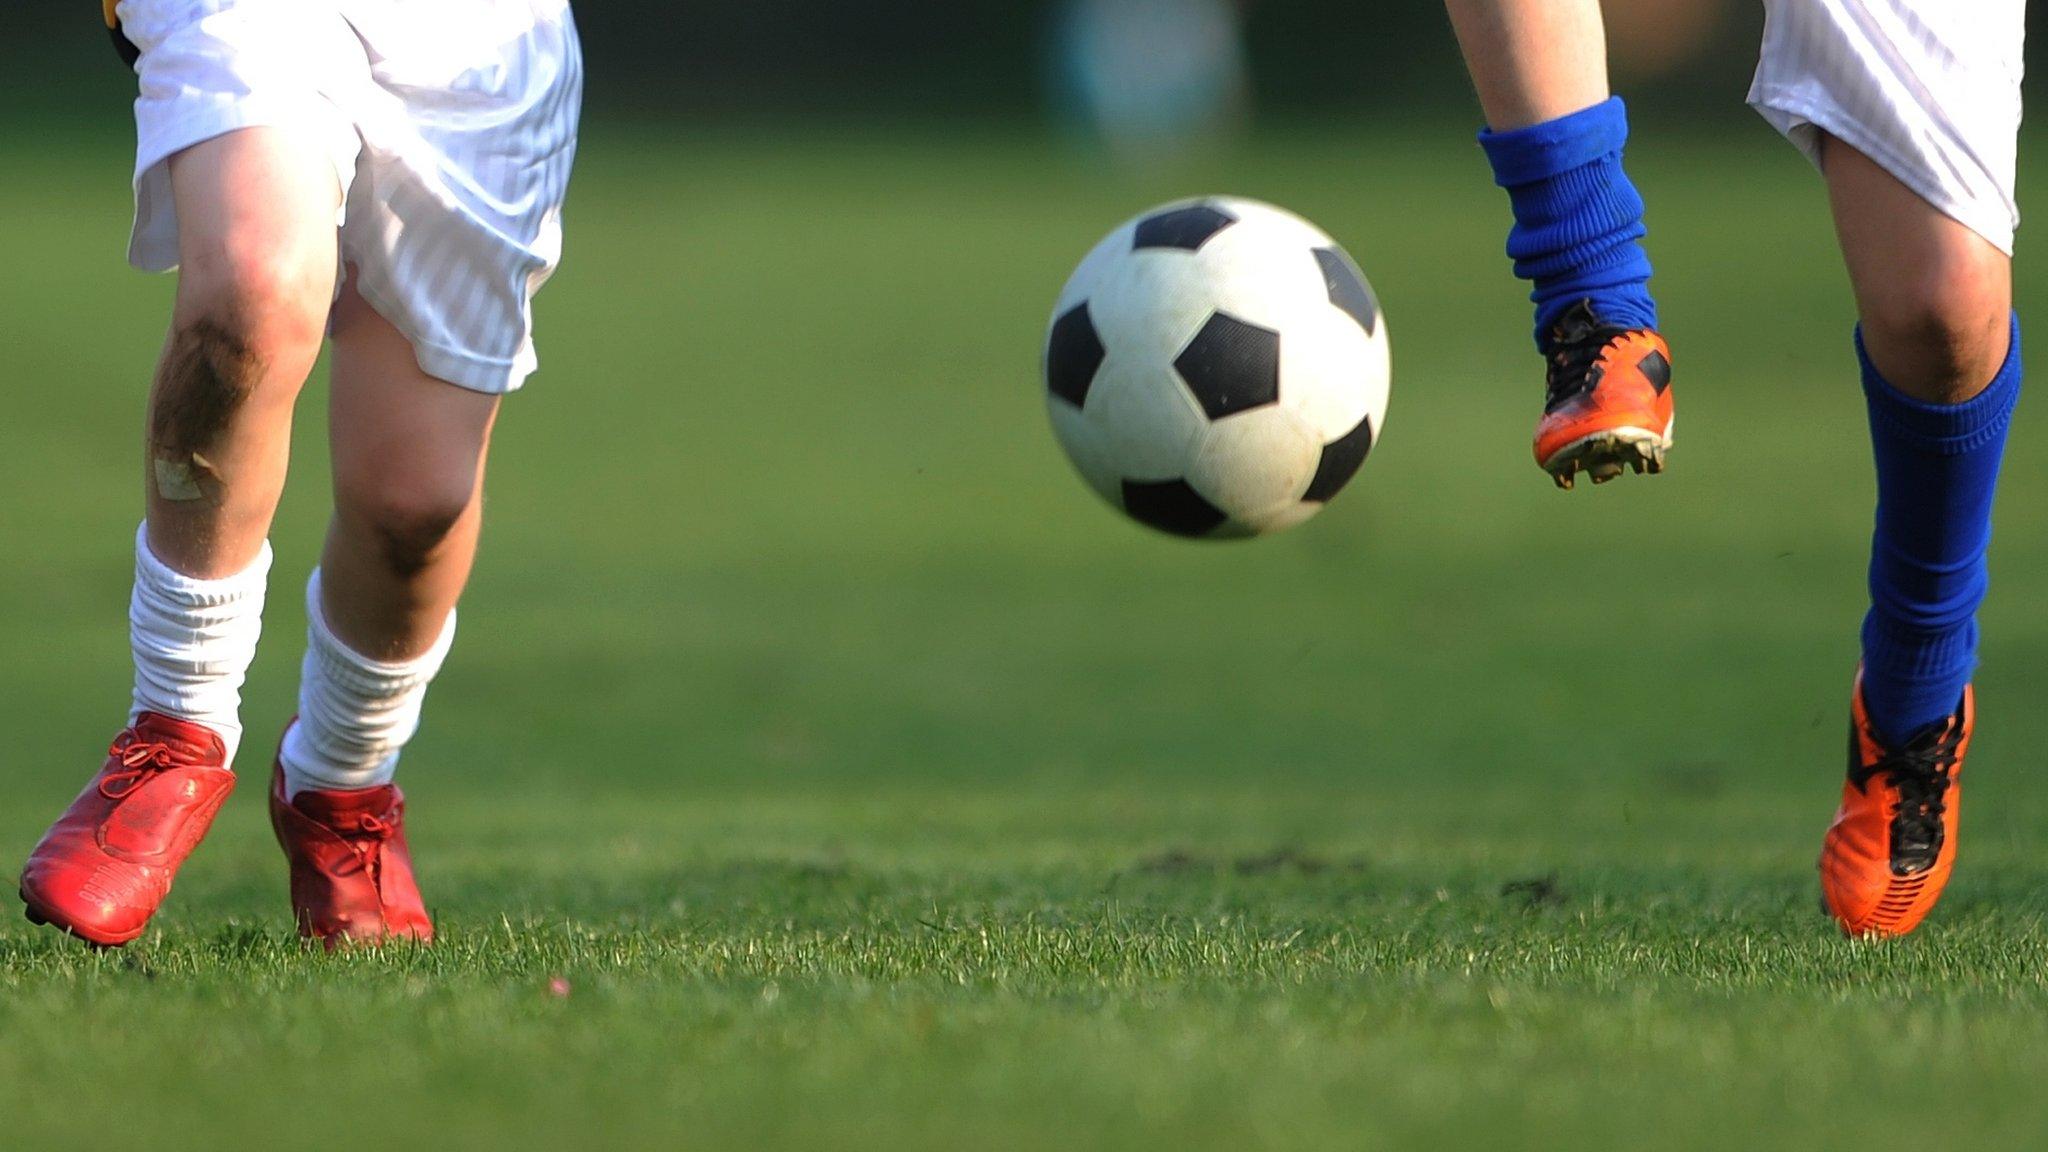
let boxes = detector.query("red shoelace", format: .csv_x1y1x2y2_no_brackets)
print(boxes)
342,810,398,884
99,734,180,800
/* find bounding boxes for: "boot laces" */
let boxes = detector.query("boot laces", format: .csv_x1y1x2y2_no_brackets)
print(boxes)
99,733,180,799
340,810,398,886
1850,719,1965,871
1544,300,1632,413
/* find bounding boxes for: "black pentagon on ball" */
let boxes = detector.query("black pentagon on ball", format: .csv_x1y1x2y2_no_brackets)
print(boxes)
1133,204,1238,251
1173,312,1280,421
1045,303,1105,408
1121,478,1227,538
1313,247,1380,337
1302,414,1374,503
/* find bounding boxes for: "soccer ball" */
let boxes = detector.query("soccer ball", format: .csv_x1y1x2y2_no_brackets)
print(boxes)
1043,196,1390,538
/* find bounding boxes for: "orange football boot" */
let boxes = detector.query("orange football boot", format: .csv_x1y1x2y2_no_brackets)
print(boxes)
269,749,433,948
19,713,236,947
1533,300,1674,489
1819,676,1971,938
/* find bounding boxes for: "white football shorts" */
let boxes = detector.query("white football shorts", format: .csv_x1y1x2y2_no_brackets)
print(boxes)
120,0,583,393
1748,0,2025,254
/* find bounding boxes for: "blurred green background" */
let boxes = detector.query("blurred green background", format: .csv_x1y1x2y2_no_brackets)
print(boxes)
6,3,2048,1150
17,1,1768,122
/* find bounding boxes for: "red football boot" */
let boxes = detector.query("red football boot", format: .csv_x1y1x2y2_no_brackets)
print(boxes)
19,713,236,947
269,755,433,947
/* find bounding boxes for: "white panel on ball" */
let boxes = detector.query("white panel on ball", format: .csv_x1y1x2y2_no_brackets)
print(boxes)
1187,409,1321,529
1053,224,1134,316
1092,248,1224,368
1085,355,1210,482
1045,396,1120,504
1282,310,1385,443
1191,209,1336,332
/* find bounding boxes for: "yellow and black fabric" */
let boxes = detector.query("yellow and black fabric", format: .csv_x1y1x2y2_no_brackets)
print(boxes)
104,0,141,67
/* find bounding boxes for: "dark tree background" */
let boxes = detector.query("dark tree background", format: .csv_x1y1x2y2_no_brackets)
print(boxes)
6,2,1788,126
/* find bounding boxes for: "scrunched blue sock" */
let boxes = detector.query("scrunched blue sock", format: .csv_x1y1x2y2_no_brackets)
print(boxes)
1478,96,1658,349
1859,314,2021,743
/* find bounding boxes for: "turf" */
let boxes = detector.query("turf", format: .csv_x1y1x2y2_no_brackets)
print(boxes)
4,119,2048,1149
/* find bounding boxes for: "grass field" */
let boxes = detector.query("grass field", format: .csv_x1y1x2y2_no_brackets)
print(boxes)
5,118,2048,1149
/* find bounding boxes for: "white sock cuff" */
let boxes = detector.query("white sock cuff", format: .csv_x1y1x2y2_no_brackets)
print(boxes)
129,521,271,763
134,521,272,607
303,568,457,695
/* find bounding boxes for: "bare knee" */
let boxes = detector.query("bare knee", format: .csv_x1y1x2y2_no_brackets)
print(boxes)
1857,252,2010,404
152,246,330,468
178,236,333,357
337,476,478,581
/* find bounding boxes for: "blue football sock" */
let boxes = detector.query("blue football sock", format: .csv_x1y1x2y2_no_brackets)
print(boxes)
1859,314,2021,743
1477,96,1658,349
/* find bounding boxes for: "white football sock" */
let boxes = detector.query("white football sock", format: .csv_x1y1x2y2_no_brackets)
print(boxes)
129,521,272,766
279,568,456,798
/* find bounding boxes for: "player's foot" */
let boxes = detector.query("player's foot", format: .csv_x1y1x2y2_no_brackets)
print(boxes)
1819,676,1971,938
18,713,235,947
269,749,433,948
1533,299,1674,489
